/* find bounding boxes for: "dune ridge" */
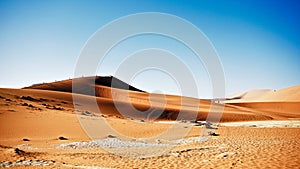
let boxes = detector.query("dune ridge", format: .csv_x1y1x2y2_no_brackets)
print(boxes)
24,76,145,95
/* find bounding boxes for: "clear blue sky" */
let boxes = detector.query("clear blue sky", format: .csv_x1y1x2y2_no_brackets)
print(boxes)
1,0,299,98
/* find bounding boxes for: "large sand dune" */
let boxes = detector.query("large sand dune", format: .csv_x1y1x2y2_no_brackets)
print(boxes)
21,76,300,122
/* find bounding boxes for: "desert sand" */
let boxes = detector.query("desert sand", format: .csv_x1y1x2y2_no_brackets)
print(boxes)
0,76,299,168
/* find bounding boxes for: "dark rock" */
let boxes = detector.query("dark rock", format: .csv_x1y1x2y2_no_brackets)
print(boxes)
208,132,219,136
39,98,48,102
82,111,92,116
53,106,63,110
23,138,30,141
205,123,217,129
22,103,29,106
59,136,68,140
15,148,26,155
107,135,116,138
21,96,36,101
16,160,23,163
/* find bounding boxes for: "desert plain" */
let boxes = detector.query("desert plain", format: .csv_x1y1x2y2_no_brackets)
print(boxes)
0,76,299,168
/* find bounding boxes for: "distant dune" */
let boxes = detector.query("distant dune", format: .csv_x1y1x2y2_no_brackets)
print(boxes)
226,85,300,102
223,85,300,118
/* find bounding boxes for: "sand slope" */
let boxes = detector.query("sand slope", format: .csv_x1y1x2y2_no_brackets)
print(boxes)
0,78,300,168
24,76,144,95
22,77,300,122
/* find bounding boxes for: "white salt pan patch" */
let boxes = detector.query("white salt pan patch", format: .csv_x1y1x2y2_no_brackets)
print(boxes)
58,138,170,149
220,120,300,128
57,136,209,150
155,121,180,124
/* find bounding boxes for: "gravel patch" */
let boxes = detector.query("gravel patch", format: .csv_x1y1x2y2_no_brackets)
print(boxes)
0,160,55,168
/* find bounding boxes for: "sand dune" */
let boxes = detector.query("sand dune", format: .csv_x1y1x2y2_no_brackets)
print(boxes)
21,76,300,122
0,79,298,146
226,85,300,102
224,86,300,116
0,89,292,123
1,77,299,140
24,76,144,95
0,77,300,168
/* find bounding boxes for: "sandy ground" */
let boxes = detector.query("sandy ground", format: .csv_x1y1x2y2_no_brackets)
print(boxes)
0,84,300,168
